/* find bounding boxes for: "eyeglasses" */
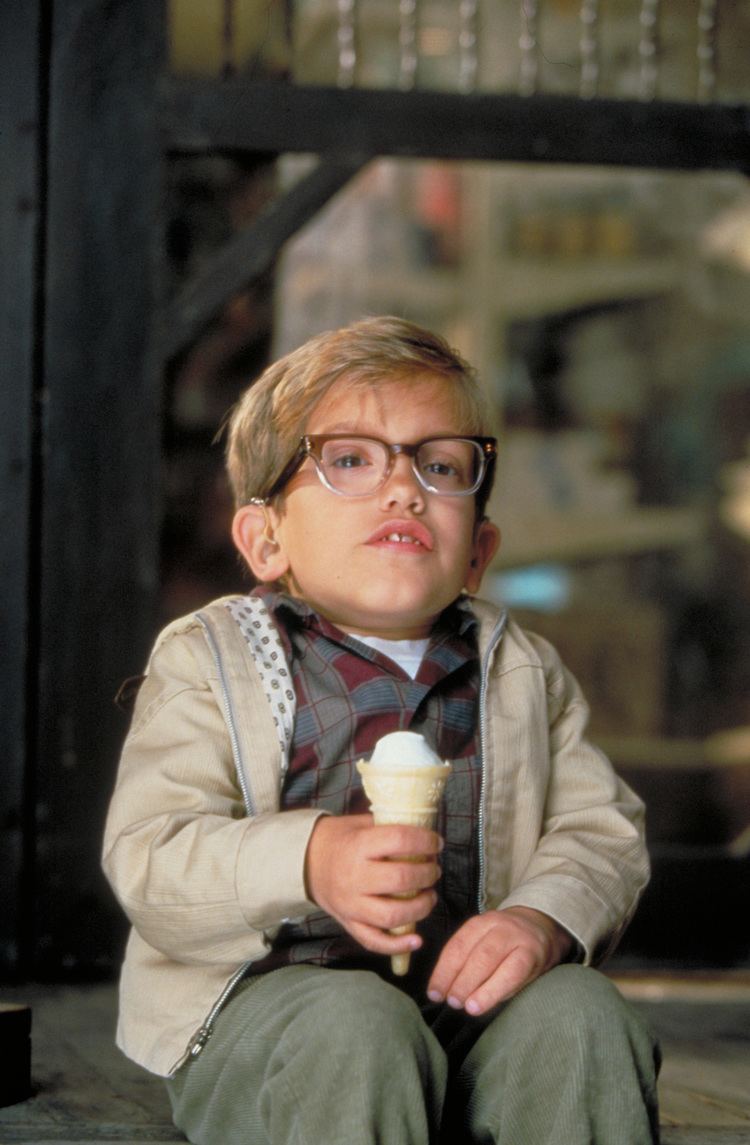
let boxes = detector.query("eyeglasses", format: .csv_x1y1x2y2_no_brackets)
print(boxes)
254,434,497,502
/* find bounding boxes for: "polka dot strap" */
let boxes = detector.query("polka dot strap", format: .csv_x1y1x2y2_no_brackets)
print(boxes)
224,596,295,776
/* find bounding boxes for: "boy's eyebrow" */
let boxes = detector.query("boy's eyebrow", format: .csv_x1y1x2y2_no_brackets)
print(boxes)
309,425,464,438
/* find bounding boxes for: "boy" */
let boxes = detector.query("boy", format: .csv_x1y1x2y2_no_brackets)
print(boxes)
103,316,660,1144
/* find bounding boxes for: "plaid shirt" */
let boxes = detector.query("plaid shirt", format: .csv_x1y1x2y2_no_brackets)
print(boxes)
246,587,482,989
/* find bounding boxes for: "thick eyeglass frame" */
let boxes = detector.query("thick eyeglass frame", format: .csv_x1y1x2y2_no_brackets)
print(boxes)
252,433,498,503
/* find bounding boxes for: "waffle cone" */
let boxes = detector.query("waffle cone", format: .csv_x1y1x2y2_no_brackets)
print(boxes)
357,759,450,975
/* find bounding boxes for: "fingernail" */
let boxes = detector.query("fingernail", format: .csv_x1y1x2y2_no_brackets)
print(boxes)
408,936,421,950
465,999,481,1016
447,995,463,1010
427,989,443,1003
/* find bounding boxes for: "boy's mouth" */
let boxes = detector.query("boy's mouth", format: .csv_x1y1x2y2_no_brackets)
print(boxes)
366,521,434,550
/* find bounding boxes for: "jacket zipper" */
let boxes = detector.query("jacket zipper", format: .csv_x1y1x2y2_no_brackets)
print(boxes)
195,612,255,816
185,961,253,1059
476,610,508,914
182,613,259,1062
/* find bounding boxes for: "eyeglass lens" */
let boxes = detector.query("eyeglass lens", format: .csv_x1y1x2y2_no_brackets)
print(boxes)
315,437,484,496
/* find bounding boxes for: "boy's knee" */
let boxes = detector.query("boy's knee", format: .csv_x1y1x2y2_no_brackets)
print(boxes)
527,963,624,1014
460,967,660,1145
505,964,657,1057
274,971,446,1110
307,970,432,1052
538,965,642,1019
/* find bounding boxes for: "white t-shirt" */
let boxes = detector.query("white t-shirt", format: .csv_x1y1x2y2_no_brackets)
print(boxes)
350,634,430,680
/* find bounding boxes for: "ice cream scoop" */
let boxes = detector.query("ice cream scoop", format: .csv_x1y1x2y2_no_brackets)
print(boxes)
357,731,451,975
369,730,447,769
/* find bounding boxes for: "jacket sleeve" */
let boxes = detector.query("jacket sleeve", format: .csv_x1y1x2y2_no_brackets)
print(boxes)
494,631,649,964
102,621,323,966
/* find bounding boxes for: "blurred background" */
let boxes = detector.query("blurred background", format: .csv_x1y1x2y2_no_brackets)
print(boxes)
2,0,749,985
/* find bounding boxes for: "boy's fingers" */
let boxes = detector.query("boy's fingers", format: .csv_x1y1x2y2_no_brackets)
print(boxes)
348,919,424,957
428,911,557,1014
368,857,441,897
460,947,539,1015
428,914,489,995
446,937,533,1006
427,914,530,1004
364,824,443,860
358,887,438,932
305,814,442,950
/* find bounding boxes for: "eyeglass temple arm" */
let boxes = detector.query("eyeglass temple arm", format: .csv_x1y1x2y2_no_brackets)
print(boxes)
253,440,311,503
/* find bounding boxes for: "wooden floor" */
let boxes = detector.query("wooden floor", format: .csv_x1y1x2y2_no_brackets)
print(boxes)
0,973,748,1144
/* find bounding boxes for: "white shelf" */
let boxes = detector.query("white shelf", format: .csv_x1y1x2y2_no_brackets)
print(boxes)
361,268,463,313
492,257,680,320
492,505,705,569
356,257,679,323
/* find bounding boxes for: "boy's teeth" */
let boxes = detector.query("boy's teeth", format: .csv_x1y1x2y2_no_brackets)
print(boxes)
386,532,420,544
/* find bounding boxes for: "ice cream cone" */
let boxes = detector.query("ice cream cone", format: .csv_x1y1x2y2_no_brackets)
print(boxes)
357,757,450,975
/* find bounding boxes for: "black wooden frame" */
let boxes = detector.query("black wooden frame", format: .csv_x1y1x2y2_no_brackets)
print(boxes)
164,80,750,171
0,3,43,976
1,0,165,979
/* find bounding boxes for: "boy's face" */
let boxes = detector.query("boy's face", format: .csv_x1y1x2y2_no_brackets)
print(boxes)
237,373,500,639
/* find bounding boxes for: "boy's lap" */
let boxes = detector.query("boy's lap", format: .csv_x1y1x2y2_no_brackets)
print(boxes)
178,961,647,1081
177,965,431,1067
167,963,659,1145
166,965,445,1138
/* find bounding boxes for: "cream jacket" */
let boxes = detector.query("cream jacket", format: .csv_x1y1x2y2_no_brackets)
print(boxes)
102,595,648,1077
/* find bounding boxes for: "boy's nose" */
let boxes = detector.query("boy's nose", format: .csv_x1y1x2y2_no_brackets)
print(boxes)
379,453,426,510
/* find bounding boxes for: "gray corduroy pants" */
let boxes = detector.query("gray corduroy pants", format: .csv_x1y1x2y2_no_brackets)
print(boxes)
166,963,660,1145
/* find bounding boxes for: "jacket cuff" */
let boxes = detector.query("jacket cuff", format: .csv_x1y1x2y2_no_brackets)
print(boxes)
497,875,622,966
235,808,329,931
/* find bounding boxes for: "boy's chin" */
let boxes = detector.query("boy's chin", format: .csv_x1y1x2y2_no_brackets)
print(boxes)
320,597,458,640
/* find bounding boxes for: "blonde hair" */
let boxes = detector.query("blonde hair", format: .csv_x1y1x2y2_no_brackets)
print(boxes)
225,315,495,511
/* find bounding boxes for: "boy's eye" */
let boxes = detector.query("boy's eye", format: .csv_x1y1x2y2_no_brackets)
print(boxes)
321,440,381,471
419,443,473,486
423,458,460,477
328,450,372,469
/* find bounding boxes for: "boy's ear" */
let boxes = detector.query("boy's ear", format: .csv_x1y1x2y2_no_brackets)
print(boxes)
232,503,291,583
465,518,501,595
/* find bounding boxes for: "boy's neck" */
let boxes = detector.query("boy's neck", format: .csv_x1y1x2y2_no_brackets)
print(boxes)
323,618,436,641
257,583,445,641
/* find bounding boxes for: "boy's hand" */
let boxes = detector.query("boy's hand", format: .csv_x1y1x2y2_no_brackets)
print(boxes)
304,814,442,956
427,906,574,1016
